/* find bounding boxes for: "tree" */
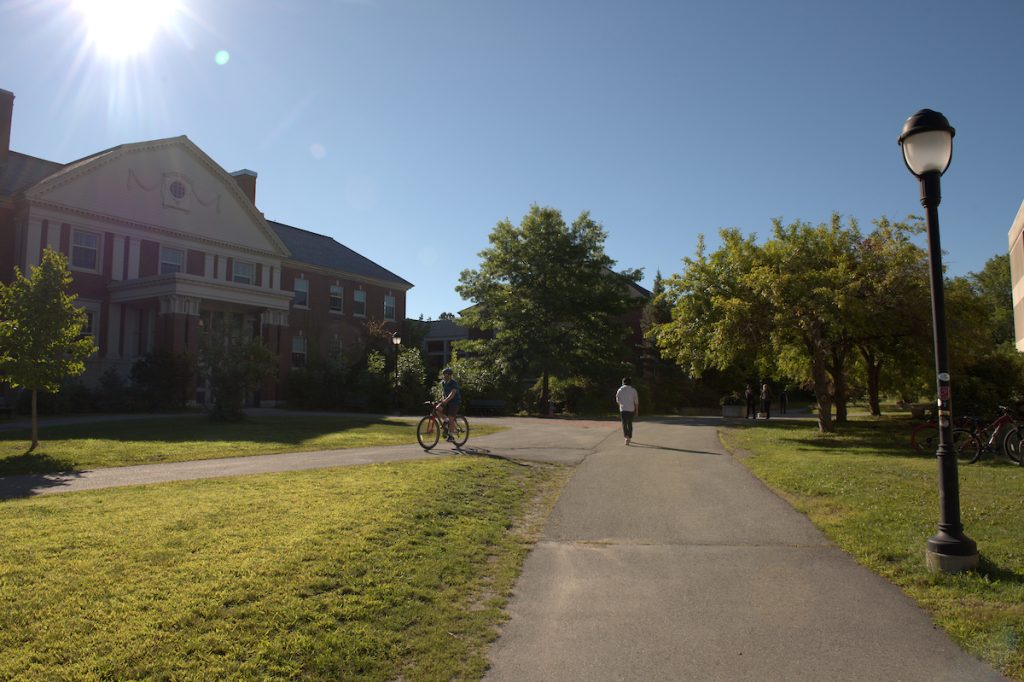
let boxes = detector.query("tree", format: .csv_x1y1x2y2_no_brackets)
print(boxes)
655,217,863,433
847,216,932,415
457,205,641,410
0,249,97,449
968,254,1013,347
198,332,277,421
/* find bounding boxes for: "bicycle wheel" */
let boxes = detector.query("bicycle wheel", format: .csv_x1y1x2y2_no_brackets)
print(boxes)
911,423,938,453
452,415,469,447
417,416,439,450
1002,426,1024,465
951,428,981,464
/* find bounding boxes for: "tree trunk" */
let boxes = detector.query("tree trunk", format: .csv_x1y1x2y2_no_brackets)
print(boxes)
828,347,849,424
811,349,834,433
540,369,550,415
30,389,38,451
860,347,883,417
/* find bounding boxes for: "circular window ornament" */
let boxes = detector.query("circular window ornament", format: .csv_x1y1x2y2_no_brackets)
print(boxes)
169,180,186,200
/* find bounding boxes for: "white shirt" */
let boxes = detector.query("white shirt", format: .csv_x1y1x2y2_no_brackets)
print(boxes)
615,384,639,412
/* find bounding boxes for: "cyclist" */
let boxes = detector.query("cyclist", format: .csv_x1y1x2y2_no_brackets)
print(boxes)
436,367,462,442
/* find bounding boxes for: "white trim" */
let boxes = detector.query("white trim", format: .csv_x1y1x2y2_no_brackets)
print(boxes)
25,221,41,270
110,273,293,310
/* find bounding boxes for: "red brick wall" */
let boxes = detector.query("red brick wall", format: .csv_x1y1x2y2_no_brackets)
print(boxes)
139,240,159,277
186,249,205,276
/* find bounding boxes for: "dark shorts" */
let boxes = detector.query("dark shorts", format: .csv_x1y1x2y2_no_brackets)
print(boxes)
443,402,460,416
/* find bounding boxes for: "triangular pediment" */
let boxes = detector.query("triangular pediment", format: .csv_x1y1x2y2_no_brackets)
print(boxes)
24,136,289,257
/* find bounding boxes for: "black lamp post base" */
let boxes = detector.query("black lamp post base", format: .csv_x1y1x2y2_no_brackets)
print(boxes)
926,531,979,573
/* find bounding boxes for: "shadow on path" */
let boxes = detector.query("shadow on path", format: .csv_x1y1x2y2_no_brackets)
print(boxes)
626,442,723,456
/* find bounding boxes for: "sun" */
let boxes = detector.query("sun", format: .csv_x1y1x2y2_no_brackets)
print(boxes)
73,0,181,58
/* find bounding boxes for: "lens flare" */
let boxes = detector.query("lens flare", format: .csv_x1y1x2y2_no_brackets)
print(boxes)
214,50,230,66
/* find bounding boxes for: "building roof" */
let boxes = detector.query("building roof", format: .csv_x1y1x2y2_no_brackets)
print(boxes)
0,151,63,196
424,317,470,340
268,220,413,289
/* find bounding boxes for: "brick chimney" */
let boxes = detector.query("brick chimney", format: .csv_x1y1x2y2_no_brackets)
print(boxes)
0,89,14,166
230,168,257,204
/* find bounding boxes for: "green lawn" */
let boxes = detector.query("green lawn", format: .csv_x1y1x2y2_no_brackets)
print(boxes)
722,417,1024,680
0,415,504,475
0,457,570,680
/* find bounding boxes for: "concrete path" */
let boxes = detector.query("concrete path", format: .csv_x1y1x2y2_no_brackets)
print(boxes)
0,414,1006,679
484,418,1006,681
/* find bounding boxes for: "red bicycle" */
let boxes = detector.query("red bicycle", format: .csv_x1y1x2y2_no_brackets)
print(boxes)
951,406,1021,464
416,401,469,450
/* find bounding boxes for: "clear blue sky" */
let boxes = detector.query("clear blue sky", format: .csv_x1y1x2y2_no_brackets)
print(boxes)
3,0,1023,319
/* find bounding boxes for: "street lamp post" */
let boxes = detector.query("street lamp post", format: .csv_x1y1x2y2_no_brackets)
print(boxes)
391,332,402,415
898,109,979,573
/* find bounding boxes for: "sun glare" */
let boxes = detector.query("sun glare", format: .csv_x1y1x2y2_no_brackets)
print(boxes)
73,0,180,58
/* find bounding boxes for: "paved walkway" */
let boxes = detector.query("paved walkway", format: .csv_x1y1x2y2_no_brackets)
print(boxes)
0,415,1006,679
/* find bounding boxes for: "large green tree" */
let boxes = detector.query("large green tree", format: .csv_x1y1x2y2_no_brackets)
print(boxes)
0,249,97,449
846,216,932,415
456,205,641,409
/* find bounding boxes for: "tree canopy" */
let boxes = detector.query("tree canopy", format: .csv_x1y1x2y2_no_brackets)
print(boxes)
0,248,97,449
456,205,642,408
652,214,948,432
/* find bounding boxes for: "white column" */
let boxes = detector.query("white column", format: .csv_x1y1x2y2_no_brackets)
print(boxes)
127,239,141,279
25,221,41,270
111,236,125,281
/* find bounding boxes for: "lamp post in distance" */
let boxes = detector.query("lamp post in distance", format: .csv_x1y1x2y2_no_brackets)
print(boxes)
391,332,402,414
898,108,978,573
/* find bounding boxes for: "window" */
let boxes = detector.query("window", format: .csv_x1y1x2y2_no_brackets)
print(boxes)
232,261,254,285
71,230,100,270
353,290,367,317
293,278,309,307
384,294,396,321
329,285,344,313
328,335,342,359
81,311,95,338
78,303,99,340
160,247,184,275
291,336,307,368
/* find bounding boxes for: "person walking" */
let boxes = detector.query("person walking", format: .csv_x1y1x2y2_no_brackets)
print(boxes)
780,388,788,414
760,382,773,420
615,377,639,446
745,383,757,419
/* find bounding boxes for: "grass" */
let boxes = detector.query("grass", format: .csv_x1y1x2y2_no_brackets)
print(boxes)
0,456,571,680
721,416,1024,680
0,415,505,475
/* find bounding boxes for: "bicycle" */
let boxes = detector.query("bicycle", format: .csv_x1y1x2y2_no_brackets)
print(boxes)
416,401,469,450
910,413,979,453
951,405,1022,464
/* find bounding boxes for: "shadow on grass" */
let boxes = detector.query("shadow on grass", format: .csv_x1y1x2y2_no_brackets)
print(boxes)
0,450,79,475
0,414,403,448
979,555,1024,585
0,453,83,501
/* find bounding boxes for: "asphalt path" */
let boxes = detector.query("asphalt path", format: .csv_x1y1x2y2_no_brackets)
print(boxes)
0,414,1007,680
483,418,1006,681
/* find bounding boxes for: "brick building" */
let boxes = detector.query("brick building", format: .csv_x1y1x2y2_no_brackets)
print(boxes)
0,89,411,405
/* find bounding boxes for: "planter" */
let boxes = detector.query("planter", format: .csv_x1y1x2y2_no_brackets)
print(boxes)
721,404,744,418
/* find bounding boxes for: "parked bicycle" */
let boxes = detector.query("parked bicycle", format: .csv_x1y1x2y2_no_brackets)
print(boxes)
416,401,469,450
910,413,979,453
951,405,1022,464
